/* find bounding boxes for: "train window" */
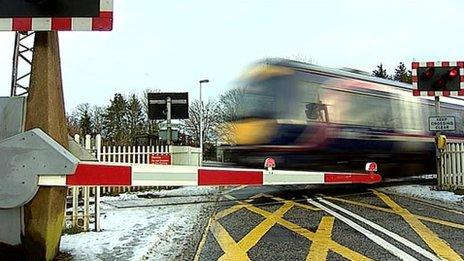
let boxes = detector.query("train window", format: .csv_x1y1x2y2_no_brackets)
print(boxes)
322,89,397,128
294,80,328,122
305,102,328,122
395,99,423,132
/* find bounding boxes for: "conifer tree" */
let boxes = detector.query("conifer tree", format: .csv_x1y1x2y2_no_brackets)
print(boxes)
372,63,390,79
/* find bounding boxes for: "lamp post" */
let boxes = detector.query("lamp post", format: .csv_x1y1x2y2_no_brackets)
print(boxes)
199,79,209,166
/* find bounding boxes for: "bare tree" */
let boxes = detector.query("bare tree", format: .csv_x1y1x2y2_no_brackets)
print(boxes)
217,88,245,144
180,99,221,146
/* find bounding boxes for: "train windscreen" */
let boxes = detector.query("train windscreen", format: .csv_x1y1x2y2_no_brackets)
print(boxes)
237,75,295,120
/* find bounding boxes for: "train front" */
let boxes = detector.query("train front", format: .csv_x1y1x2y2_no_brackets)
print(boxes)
223,62,331,169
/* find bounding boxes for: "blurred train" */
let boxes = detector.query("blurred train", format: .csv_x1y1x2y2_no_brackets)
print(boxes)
222,59,464,176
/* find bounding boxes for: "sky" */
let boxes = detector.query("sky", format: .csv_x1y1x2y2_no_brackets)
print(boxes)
1,0,464,112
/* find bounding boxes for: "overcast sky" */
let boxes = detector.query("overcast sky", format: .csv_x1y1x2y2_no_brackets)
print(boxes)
1,0,463,111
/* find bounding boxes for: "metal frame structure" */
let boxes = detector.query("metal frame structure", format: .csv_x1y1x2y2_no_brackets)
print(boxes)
10,31,34,96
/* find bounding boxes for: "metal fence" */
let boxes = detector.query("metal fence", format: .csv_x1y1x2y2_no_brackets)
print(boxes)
440,142,464,189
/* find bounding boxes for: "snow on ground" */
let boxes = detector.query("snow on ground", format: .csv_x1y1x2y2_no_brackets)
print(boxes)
60,187,219,261
382,185,464,206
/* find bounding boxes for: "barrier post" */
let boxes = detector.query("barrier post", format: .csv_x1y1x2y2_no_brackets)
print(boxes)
22,31,70,260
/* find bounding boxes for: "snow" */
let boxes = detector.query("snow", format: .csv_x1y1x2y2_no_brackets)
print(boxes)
382,185,464,206
60,187,219,260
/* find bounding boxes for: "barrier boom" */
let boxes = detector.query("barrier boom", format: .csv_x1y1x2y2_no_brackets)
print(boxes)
38,162,382,187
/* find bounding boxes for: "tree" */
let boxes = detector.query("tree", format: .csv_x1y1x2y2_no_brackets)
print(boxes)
392,62,412,83
217,88,245,144
103,93,129,145
126,94,145,142
141,88,160,135
66,113,80,136
372,63,390,79
91,105,106,136
76,103,92,136
180,99,221,147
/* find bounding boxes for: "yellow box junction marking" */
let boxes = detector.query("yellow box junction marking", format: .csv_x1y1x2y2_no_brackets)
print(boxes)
307,216,335,261
210,220,251,261
326,196,464,230
373,190,463,261
212,194,371,261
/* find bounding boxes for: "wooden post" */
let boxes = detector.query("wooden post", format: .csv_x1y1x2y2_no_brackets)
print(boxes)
94,186,101,232
22,31,69,260
71,187,78,229
83,187,90,232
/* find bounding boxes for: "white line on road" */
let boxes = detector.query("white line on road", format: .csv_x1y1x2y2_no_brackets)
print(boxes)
307,199,419,261
318,198,440,261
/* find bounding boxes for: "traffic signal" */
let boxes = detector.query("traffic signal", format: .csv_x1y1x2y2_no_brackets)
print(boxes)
412,62,464,96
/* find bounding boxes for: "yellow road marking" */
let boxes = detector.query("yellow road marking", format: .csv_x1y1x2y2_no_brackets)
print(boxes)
307,216,335,261
373,190,463,261
326,196,464,230
237,202,294,252
383,191,464,216
210,220,250,261
238,199,372,260
263,194,320,211
194,211,215,261
215,204,246,220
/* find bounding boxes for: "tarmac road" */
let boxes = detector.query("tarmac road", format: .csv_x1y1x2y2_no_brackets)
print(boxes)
194,185,464,261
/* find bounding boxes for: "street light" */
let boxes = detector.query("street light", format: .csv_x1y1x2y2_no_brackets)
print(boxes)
199,79,209,166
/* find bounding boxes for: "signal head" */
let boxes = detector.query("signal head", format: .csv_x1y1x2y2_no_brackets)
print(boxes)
413,62,463,95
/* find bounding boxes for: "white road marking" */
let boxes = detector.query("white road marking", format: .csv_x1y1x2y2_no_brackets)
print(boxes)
318,198,440,261
307,199,419,261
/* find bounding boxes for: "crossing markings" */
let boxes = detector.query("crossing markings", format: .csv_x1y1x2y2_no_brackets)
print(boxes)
318,198,440,261
218,194,371,261
373,190,463,261
309,199,419,261
382,191,464,216
306,216,335,261
210,220,251,261
236,202,294,253
264,194,319,211
326,196,464,230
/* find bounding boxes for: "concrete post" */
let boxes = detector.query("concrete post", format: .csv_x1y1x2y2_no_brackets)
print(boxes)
22,31,69,260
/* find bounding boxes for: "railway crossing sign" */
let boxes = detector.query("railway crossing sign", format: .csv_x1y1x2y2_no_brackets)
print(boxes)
428,116,456,131
412,61,464,96
0,0,113,31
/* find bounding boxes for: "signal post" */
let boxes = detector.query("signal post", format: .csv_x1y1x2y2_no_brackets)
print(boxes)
0,1,113,259
412,61,464,188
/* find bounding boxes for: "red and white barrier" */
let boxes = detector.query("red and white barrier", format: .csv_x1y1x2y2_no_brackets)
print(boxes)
38,161,382,187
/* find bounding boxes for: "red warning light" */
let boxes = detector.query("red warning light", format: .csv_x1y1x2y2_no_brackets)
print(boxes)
423,67,435,79
449,67,459,79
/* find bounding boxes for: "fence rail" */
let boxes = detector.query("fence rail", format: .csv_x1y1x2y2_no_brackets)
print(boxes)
441,142,464,189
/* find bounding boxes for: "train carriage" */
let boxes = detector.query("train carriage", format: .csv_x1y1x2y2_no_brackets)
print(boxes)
224,59,464,176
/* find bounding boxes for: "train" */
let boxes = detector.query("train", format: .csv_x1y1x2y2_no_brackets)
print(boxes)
221,58,464,176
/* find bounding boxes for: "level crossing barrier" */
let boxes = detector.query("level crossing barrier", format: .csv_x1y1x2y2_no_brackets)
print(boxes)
440,142,464,189
2,128,381,239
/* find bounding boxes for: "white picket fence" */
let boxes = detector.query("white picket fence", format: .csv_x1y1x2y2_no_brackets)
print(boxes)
66,134,201,232
440,142,464,189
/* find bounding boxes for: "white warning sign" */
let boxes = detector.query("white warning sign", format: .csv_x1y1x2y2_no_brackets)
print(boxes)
429,116,456,131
